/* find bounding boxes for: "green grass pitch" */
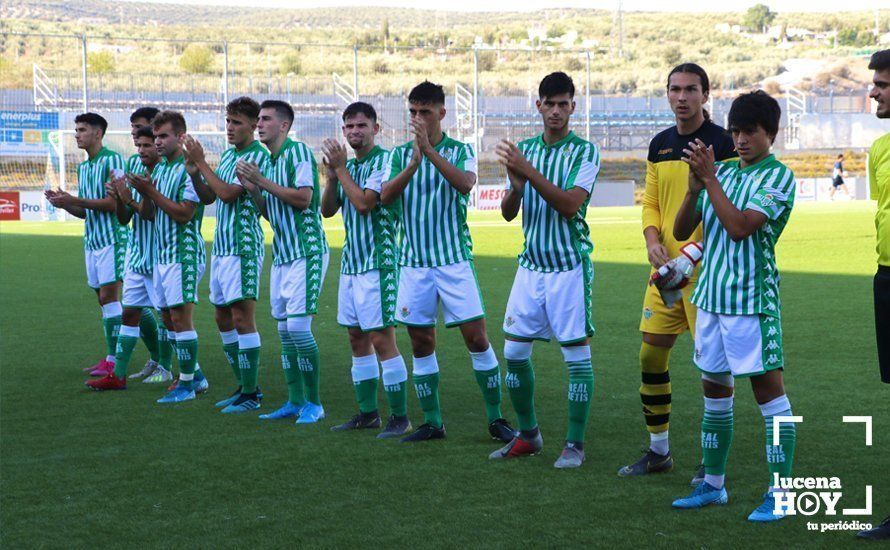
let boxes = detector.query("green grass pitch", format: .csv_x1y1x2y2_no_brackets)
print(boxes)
0,202,885,547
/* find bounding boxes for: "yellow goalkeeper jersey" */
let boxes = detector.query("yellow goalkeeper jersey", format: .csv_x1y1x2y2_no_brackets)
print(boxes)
870,132,890,267
642,119,736,258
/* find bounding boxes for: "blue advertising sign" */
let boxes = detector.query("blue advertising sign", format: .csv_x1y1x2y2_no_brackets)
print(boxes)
0,111,60,156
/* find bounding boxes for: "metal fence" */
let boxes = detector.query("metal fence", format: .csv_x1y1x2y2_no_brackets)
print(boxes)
0,31,876,192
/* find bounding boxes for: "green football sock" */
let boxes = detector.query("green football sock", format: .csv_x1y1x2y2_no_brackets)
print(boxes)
175,331,199,389
157,327,174,370
279,326,306,406
413,373,442,428
220,330,240,385
138,308,160,362
381,355,408,417
470,347,503,423
702,398,734,478
762,397,796,482
291,330,320,405
352,354,379,414
506,357,537,431
102,315,122,359
113,325,140,379
566,359,594,443
238,333,261,394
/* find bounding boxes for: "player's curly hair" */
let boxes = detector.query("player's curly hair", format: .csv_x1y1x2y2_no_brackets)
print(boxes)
151,110,187,135
226,96,261,120
727,90,781,143
408,81,445,106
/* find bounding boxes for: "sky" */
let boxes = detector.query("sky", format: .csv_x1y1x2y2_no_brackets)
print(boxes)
116,0,887,13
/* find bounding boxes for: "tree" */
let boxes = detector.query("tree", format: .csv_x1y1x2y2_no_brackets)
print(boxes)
87,51,114,74
279,52,301,75
743,4,776,33
179,44,214,74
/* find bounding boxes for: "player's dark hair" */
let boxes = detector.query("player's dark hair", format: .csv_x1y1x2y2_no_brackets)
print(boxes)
868,49,890,72
408,81,445,105
667,63,711,121
227,96,261,120
538,71,575,99
74,112,108,135
260,99,294,125
130,107,160,124
727,90,781,143
343,102,377,123
151,110,187,134
837,153,844,159
134,125,155,140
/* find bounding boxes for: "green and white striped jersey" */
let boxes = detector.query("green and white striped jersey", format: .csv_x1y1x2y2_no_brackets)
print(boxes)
152,155,205,266
263,138,328,265
123,154,156,274
511,132,600,272
212,140,268,258
77,146,129,250
692,155,796,317
383,133,476,267
337,146,401,274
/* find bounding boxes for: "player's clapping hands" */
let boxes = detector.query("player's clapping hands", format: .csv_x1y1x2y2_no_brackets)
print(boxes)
495,139,532,181
410,119,431,156
181,134,206,166
682,138,716,191
111,174,133,204
235,160,260,192
127,173,153,194
45,189,76,208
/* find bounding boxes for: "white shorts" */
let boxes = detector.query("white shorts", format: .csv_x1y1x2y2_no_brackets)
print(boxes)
122,269,159,309
85,243,125,289
270,253,330,320
694,309,785,378
396,260,485,328
338,269,398,332
503,262,594,345
152,262,206,309
209,254,263,307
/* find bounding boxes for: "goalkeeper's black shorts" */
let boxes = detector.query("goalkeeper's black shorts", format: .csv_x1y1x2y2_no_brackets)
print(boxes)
876,265,890,384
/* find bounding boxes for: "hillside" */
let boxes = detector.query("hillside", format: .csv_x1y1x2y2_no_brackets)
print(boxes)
1,1,886,95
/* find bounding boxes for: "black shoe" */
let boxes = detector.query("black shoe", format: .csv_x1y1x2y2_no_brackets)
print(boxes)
400,423,446,443
857,516,890,540
377,415,412,439
331,411,382,431
488,418,517,443
617,448,674,476
691,463,705,486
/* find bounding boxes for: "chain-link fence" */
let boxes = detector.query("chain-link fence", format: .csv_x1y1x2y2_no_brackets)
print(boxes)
0,31,877,193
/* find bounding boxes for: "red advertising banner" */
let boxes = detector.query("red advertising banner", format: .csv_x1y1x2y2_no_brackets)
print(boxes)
0,191,20,220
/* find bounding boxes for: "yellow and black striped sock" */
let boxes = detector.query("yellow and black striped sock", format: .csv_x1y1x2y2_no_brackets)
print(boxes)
639,342,672,439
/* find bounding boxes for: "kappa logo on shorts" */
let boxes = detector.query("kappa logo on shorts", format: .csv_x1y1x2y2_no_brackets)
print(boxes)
694,347,702,360
642,307,654,320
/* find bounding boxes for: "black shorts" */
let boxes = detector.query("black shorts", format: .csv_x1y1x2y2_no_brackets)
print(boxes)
876,265,890,383
832,177,845,188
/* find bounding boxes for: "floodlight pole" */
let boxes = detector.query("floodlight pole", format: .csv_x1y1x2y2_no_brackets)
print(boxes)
586,50,591,141
353,45,359,98
222,41,230,106
472,47,479,155
80,34,88,111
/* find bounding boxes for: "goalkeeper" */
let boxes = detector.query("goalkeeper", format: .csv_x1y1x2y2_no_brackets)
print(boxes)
618,63,736,479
